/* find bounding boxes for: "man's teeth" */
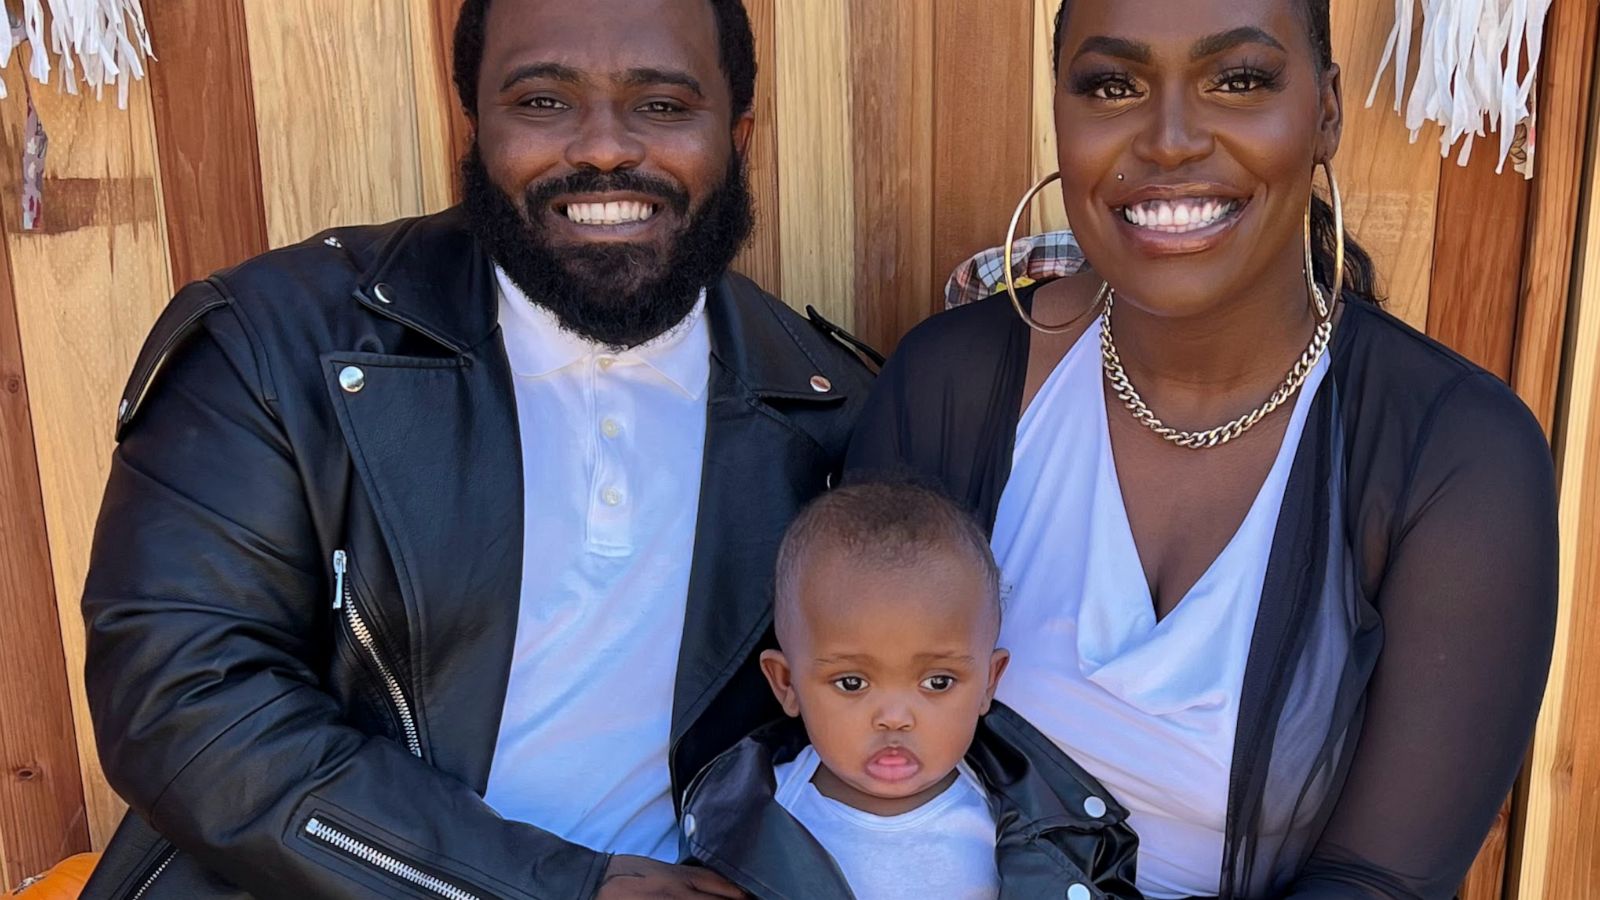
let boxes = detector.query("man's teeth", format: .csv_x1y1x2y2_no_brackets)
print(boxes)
564,201,657,226
1120,198,1240,233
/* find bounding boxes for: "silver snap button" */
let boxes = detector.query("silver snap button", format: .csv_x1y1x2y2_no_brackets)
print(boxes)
810,374,832,393
323,236,343,248
1067,884,1091,900
682,813,697,838
117,398,131,419
373,283,394,305
339,366,366,394
1083,796,1107,818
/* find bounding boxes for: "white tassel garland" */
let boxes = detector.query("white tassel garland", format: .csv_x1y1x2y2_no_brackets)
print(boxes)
0,0,151,108
1367,0,1552,177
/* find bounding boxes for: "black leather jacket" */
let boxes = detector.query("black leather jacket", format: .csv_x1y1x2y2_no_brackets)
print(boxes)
78,207,874,899
681,704,1143,900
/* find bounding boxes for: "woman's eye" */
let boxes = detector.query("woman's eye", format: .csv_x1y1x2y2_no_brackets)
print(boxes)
1069,71,1142,103
921,675,957,692
1214,69,1277,93
832,676,868,694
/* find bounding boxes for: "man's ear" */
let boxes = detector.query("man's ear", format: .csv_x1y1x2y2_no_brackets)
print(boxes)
980,648,1012,715
760,649,802,717
732,111,756,161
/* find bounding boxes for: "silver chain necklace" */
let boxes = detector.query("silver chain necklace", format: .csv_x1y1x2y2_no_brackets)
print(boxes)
1098,288,1333,450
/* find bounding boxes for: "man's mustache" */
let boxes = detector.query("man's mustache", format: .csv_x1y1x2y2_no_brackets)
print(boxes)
523,171,692,218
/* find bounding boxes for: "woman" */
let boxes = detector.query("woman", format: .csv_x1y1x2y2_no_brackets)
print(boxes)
847,1,1558,898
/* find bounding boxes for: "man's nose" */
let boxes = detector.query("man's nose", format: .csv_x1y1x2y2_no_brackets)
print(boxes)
563,105,647,173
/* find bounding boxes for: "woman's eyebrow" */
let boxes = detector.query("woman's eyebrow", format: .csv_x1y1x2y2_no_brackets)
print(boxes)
1072,36,1152,65
1191,26,1287,60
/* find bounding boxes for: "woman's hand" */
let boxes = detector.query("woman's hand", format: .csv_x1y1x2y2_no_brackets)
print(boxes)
596,856,749,899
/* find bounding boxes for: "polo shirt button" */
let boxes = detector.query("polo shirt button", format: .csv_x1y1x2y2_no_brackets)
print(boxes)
601,418,622,439
598,357,616,371
602,487,624,507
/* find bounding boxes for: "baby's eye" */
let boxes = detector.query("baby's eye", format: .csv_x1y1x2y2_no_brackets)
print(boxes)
921,675,957,692
832,676,868,694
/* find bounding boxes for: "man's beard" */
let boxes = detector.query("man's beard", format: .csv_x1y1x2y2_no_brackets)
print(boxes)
462,142,754,349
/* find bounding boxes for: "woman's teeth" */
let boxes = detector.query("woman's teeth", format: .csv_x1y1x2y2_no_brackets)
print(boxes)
564,201,657,226
1120,198,1240,233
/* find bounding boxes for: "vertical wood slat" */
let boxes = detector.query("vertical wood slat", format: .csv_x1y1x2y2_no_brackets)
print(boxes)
409,0,464,216
1428,156,1532,380
775,0,855,329
847,1,934,354
241,0,432,247
1514,10,1600,896
146,0,271,285
0,76,176,848
732,0,783,295
425,0,473,206
929,0,1035,321
1512,0,1600,437
0,206,89,887
1030,0,1068,238
1329,0,1443,330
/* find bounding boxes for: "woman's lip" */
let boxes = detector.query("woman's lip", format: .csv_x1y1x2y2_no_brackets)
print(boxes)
865,747,923,783
1111,199,1249,257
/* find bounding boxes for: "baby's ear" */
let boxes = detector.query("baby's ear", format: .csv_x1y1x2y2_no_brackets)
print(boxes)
760,649,802,717
981,648,1012,714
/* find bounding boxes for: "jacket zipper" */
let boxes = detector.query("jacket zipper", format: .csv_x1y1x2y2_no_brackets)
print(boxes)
333,550,422,757
304,817,480,900
126,847,176,900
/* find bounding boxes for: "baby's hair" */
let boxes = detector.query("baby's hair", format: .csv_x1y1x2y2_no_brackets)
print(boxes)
773,479,1001,645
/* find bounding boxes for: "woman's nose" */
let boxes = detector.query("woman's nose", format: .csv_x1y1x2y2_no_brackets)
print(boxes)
1134,88,1215,170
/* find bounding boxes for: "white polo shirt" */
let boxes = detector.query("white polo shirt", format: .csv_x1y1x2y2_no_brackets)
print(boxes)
483,269,710,861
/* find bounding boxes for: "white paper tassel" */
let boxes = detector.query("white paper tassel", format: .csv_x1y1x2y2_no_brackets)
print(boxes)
1367,0,1553,177
0,0,151,108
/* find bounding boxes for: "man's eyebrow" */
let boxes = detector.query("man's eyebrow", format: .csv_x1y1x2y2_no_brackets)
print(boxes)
1191,26,1287,60
1071,36,1152,65
500,62,584,91
620,67,704,97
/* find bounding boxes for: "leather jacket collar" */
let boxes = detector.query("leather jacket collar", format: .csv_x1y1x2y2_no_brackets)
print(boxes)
681,703,1143,900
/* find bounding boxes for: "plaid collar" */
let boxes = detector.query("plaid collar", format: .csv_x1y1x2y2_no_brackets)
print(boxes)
944,230,1089,308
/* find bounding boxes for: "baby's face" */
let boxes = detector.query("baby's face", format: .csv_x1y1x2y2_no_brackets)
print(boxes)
762,549,1008,816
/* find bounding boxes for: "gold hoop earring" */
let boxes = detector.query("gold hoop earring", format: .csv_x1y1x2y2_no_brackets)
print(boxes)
1305,160,1346,322
1004,171,1107,335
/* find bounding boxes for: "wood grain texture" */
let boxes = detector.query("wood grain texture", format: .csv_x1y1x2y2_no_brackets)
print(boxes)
1030,0,1069,237
145,0,270,285
242,0,432,246
930,0,1035,318
1515,17,1600,896
411,0,463,215
775,0,855,329
1428,148,1531,380
1330,0,1443,330
0,77,175,849
430,0,473,204
0,190,89,888
847,0,934,354
732,0,783,295
1511,0,1599,436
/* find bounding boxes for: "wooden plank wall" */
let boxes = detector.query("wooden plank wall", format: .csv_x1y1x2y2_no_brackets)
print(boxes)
0,1,1595,893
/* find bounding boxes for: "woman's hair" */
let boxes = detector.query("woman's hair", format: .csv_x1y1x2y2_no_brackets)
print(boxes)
1052,0,1380,305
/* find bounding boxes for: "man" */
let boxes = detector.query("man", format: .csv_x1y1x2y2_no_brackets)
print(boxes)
79,1,871,897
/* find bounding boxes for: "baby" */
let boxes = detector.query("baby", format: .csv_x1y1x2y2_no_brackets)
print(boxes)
681,481,1141,900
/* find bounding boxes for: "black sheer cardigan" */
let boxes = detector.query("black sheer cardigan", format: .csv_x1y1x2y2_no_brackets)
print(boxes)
846,282,1558,899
